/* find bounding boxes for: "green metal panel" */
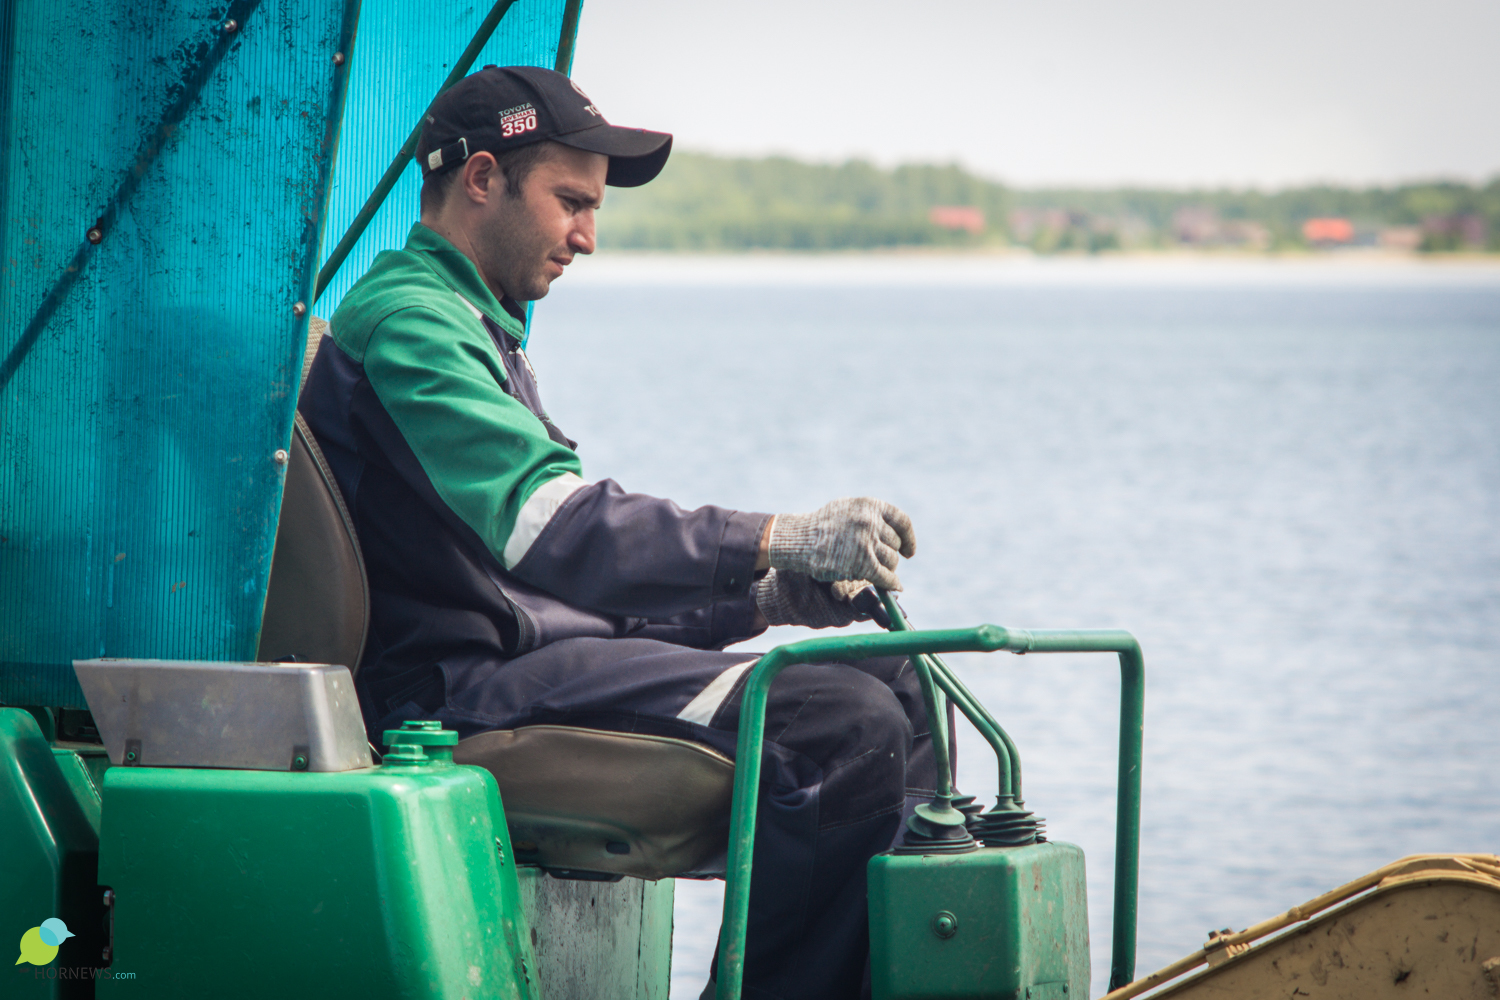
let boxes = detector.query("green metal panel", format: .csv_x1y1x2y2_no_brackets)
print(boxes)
96,750,538,999
867,842,1090,1000
516,869,673,999
0,709,108,999
0,0,360,707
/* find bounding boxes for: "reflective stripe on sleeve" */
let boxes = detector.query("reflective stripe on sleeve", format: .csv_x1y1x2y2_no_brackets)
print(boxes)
676,659,758,727
502,472,589,569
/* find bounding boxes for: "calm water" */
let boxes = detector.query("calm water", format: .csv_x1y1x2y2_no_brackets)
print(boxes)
526,256,1500,998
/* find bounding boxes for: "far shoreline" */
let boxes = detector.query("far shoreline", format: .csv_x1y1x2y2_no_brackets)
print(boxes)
591,244,1500,262
559,248,1500,289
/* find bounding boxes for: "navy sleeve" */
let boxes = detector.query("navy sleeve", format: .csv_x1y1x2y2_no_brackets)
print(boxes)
509,479,772,620
627,595,768,650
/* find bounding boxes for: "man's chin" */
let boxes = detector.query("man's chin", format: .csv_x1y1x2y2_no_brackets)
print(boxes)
515,278,552,302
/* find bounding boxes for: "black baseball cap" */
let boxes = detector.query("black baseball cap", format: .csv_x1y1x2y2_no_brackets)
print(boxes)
417,65,672,188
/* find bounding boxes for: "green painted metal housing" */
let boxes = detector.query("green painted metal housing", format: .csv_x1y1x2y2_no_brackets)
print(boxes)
4,706,673,999
95,747,538,999
868,842,1090,1000
0,709,109,999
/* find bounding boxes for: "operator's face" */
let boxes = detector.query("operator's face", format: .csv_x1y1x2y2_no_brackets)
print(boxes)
472,144,606,302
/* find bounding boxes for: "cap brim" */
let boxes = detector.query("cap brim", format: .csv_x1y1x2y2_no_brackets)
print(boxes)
554,125,673,187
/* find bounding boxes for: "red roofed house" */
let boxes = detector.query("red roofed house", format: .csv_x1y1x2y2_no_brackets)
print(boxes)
1303,218,1354,244
929,206,985,234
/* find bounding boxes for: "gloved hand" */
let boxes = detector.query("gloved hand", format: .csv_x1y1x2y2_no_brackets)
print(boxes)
768,497,916,591
753,571,873,628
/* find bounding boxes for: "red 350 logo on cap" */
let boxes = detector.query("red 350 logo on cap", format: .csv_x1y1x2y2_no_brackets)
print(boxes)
499,103,538,138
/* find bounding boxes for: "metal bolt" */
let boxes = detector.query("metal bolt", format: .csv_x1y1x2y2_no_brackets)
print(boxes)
291,754,308,771
932,910,958,939
333,52,345,66
222,18,238,33
124,749,137,762
86,227,103,245
292,301,307,317
273,449,289,465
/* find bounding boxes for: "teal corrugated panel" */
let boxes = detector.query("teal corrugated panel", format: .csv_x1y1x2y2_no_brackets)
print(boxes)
0,0,359,705
316,0,576,314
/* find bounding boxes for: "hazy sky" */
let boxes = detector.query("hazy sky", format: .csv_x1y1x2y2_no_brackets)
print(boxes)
572,0,1500,188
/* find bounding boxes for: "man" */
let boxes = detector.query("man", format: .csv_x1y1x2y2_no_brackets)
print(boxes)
299,66,933,999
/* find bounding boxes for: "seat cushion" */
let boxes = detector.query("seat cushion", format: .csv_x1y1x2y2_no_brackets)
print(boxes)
456,725,734,880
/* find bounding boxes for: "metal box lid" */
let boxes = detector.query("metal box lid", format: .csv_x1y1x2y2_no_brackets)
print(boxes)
74,659,372,772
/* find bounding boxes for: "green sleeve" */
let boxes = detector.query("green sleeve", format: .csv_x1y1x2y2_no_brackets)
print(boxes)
361,304,582,563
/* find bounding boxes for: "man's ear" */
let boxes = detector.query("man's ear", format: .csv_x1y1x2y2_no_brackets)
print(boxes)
462,152,499,205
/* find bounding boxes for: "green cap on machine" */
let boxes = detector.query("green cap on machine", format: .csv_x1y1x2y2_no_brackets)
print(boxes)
381,720,458,763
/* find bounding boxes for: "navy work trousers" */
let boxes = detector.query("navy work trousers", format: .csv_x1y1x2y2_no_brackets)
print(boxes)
364,636,937,1000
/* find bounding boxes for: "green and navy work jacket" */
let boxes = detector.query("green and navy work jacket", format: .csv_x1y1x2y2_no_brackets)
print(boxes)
299,223,770,732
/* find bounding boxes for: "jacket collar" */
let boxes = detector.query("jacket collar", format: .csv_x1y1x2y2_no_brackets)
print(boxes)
404,222,527,339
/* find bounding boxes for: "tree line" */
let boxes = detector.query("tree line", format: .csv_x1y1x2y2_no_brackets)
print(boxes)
596,152,1500,253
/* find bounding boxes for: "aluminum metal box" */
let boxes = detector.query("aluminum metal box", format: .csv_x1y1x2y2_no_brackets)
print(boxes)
74,658,371,772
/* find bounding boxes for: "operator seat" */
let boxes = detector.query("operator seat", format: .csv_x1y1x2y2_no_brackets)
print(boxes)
257,319,734,880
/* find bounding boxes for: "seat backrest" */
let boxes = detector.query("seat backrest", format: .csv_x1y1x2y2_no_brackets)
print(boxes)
256,320,369,670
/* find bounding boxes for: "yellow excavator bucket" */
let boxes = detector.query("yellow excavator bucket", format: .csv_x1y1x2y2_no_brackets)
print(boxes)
1106,854,1500,1000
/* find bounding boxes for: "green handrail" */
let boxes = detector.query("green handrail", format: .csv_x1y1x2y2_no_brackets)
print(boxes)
1010,628,1144,991
714,624,1145,999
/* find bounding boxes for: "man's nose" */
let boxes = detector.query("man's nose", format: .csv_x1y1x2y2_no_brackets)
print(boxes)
569,210,596,255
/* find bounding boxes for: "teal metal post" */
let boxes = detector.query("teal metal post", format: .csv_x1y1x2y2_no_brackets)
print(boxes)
552,0,584,73
312,0,521,303
714,625,1145,1000
523,0,585,344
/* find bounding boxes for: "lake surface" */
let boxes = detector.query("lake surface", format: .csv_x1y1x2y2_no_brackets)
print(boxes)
525,255,1500,998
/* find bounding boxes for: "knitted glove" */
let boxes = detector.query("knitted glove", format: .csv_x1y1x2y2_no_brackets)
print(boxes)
753,571,873,629
768,497,916,591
